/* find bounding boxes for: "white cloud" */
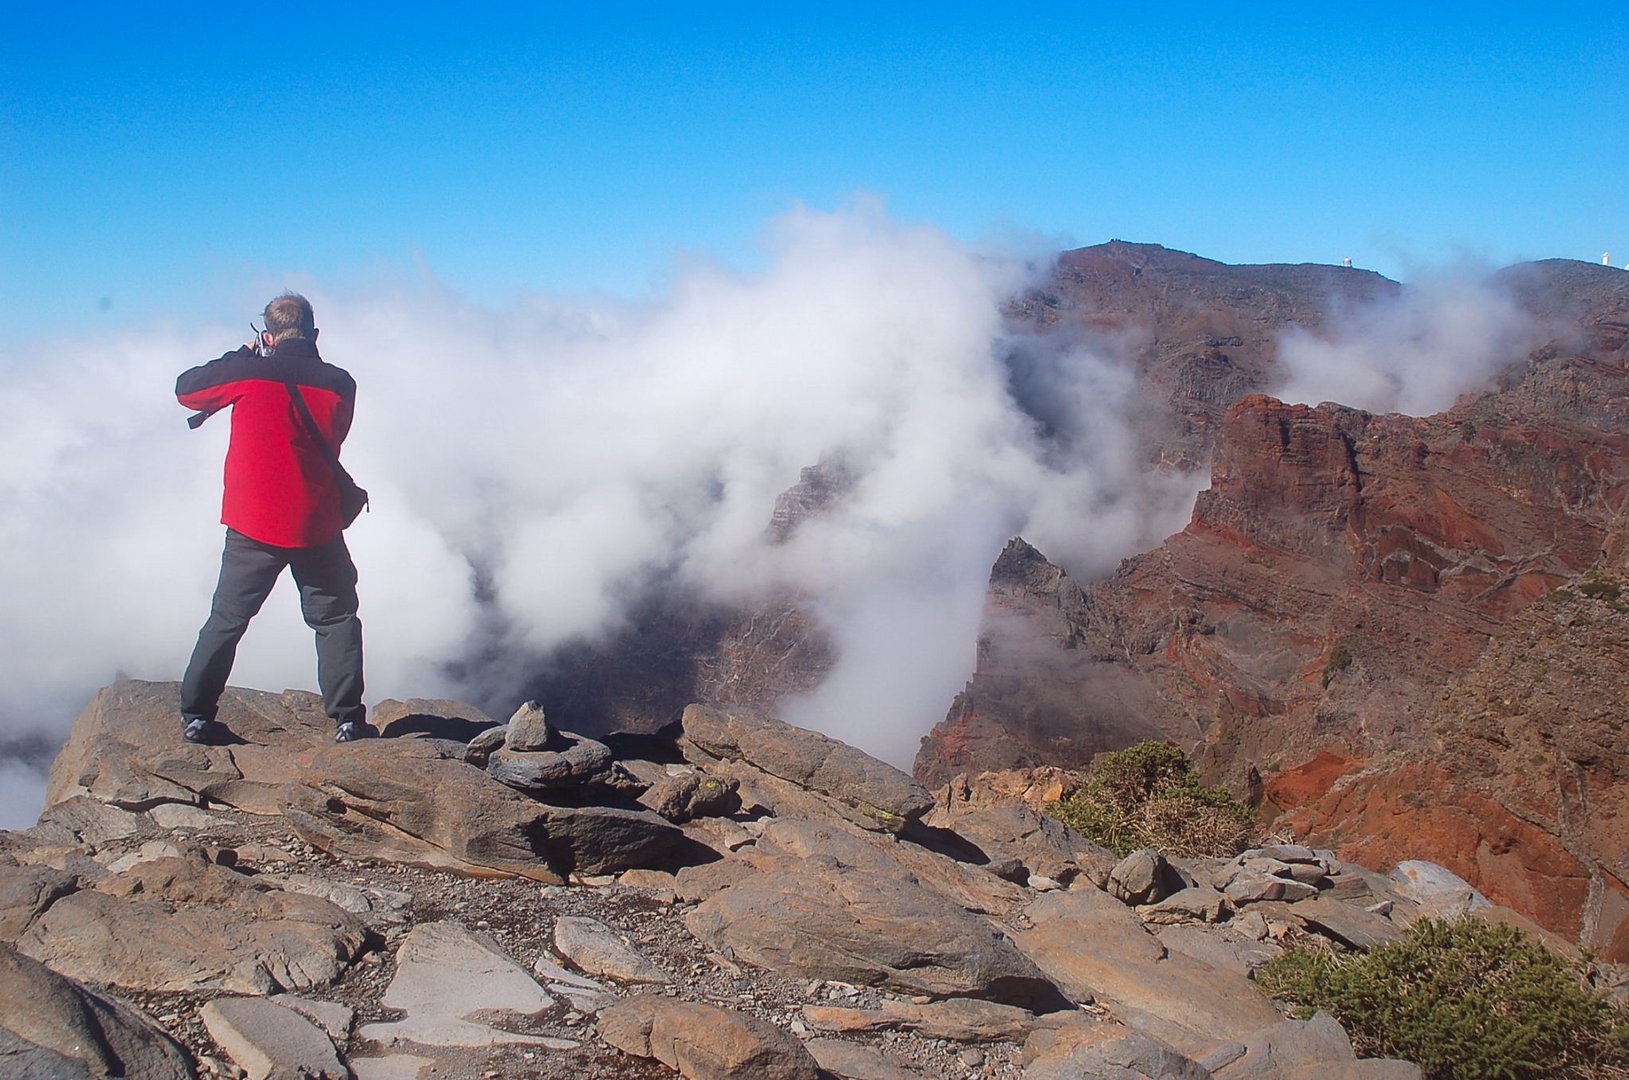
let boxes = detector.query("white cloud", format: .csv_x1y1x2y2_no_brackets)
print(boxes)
0,202,1199,772
1275,274,1539,417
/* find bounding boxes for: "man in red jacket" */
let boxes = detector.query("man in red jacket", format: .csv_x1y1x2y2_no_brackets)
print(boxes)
176,292,372,744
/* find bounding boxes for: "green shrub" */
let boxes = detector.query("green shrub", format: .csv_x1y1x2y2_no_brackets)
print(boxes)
1578,572,1623,603
1049,741,1255,858
1256,917,1629,1080
1323,641,1354,688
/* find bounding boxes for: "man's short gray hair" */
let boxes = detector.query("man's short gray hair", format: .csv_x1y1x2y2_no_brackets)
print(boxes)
263,292,316,343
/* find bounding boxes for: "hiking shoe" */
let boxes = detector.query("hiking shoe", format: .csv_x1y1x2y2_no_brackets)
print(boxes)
334,721,378,743
182,718,226,745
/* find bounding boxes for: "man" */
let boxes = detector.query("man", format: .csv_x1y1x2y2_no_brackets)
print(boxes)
176,292,373,743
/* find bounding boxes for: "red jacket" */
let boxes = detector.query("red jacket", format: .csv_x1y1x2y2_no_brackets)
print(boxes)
177,339,357,548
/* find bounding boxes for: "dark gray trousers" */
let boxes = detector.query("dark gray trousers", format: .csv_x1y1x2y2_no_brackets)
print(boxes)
181,528,365,728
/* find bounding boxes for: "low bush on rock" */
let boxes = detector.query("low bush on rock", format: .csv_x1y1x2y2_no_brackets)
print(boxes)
1256,917,1629,1080
1047,741,1254,858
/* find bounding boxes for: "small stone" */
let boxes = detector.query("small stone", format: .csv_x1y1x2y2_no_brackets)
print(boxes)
505,701,552,750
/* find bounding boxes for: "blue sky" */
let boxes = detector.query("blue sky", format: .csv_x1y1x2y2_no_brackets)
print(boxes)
2,3,1625,346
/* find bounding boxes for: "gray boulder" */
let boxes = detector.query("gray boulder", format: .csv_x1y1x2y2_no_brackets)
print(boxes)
0,864,79,943
1013,889,1281,1052
16,856,366,996
1109,849,1183,905
1224,873,1319,905
600,994,820,1080
1153,924,1283,978
1292,898,1402,951
681,705,933,832
685,854,1061,1008
639,771,742,823
46,682,345,816
485,731,614,793
282,737,681,879
0,942,196,1079
503,700,552,751
923,801,1112,886
1388,860,1491,917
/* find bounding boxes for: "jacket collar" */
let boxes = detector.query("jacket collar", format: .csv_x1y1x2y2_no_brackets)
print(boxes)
270,337,321,360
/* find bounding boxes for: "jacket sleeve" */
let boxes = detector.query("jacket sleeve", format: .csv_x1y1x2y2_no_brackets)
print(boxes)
176,346,256,411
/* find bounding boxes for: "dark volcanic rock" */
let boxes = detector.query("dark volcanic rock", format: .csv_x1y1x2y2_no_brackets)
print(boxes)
485,732,614,793
283,738,681,880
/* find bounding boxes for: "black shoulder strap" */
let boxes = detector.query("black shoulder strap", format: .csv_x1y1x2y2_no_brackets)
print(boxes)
284,381,353,482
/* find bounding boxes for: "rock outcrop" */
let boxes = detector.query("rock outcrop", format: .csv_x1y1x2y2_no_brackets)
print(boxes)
3,679,1434,1079
917,260,1629,958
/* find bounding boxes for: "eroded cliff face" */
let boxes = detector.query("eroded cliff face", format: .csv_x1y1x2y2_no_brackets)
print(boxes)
1008,241,1398,469
918,389,1629,779
917,259,1629,957
1279,564,1629,960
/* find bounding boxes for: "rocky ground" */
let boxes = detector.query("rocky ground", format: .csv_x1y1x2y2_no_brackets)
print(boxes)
4,680,1543,1079
113,810,1020,1079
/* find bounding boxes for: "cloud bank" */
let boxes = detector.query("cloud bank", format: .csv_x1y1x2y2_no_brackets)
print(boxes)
0,202,1201,824
1275,274,1540,416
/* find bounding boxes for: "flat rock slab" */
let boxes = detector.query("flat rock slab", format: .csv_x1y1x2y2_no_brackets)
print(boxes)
681,705,933,832
272,996,354,1042
1292,898,1402,951
600,994,820,1080
0,942,195,1080
349,1053,437,1080
357,922,575,1050
1014,890,1281,1052
749,817,1030,924
17,857,366,995
686,855,1060,1009
552,915,668,984
531,953,613,1013
200,996,345,1080
285,738,680,880
1153,924,1282,979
